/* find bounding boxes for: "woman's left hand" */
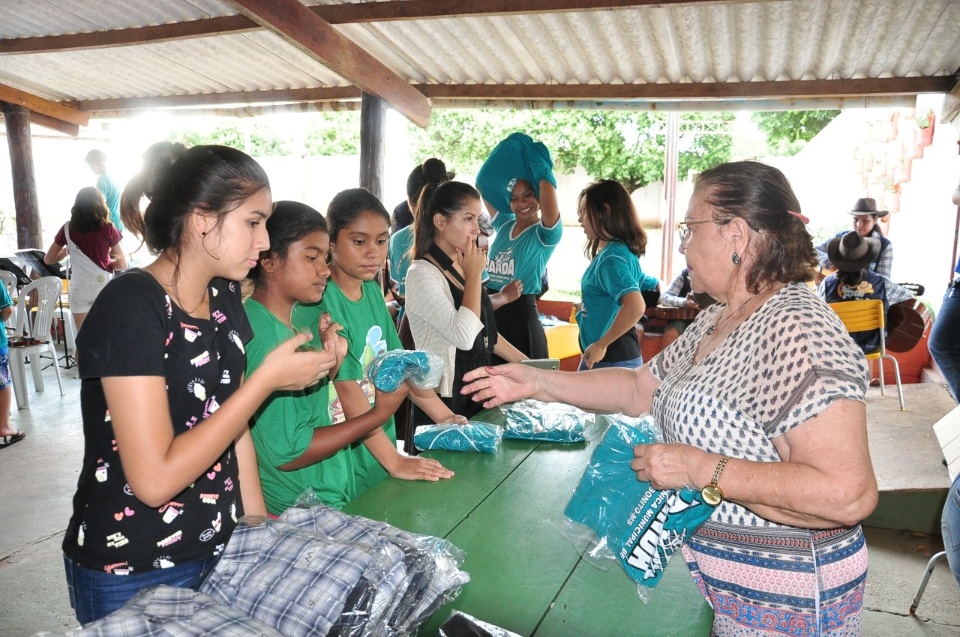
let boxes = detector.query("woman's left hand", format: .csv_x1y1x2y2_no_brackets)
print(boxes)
631,443,706,491
440,414,469,425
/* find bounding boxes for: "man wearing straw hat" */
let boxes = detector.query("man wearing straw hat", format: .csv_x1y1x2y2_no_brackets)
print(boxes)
815,198,894,280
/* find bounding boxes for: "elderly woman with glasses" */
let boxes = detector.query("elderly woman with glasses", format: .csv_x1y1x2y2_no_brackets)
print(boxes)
463,161,878,636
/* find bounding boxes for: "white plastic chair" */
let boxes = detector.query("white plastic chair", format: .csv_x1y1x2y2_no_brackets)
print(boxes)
0,270,17,299
9,276,64,409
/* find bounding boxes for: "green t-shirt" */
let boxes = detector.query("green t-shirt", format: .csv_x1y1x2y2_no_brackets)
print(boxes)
244,298,361,515
294,278,401,491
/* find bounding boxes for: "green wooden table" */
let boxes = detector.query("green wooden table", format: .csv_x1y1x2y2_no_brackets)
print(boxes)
343,411,714,636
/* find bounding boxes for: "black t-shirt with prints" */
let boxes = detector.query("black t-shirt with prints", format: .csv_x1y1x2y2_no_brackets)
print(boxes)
63,269,253,573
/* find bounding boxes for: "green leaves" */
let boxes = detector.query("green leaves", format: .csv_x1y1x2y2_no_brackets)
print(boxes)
409,110,734,192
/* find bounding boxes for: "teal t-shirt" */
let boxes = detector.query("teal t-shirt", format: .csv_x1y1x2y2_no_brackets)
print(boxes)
244,298,366,515
388,226,413,296
294,279,401,491
97,173,122,232
485,214,562,293
0,284,11,349
577,241,645,350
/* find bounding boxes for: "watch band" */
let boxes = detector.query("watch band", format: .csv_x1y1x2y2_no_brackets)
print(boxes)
701,455,730,506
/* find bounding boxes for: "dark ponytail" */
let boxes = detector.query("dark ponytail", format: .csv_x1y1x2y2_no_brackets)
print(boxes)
411,181,481,260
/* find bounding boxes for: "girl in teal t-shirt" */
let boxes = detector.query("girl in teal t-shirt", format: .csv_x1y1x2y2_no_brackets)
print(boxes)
244,201,412,515
295,188,461,482
577,180,658,370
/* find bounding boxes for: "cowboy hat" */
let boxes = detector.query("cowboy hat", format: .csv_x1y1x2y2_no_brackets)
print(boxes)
827,231,881,272
848,197,887,217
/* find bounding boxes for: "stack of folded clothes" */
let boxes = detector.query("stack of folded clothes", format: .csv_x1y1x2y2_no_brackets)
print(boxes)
50,506,469,637
200,505,469,636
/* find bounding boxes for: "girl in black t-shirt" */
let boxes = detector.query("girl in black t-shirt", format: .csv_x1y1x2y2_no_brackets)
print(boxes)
62,146,335,624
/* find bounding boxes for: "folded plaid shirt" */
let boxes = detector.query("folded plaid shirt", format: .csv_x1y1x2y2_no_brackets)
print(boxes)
201,518,380,637
47,585,284,637
280,504,470,634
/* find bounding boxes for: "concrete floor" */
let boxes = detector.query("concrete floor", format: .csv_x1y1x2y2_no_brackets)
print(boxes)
1,354,959,636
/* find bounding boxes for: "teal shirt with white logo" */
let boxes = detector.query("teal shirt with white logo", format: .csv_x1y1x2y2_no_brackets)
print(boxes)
388,226,413,295
577,241,645,350
485,213,562,294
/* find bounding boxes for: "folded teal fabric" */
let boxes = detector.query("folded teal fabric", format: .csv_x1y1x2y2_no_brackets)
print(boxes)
413,422,503,454
365,349,443,392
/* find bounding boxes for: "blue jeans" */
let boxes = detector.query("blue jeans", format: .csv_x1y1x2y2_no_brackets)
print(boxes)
64,554,217,625
929,285,960,402
942,474,960,587
578,356,643,371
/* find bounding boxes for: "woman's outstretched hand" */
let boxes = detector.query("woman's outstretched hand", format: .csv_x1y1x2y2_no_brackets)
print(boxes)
460,363,541,409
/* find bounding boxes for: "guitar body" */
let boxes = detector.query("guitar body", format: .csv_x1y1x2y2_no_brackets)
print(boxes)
886,299,931,353
655,306,700,321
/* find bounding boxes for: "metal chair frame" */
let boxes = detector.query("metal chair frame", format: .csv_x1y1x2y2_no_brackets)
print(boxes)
829,299,904,410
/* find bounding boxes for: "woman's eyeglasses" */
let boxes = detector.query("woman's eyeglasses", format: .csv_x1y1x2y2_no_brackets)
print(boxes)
677,219,714,248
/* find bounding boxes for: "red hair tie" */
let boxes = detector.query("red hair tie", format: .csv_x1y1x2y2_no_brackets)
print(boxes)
787,210,809,224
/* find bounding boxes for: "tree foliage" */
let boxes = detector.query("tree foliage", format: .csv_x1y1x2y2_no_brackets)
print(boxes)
172,121,290,156
409,109,734,192
751,110,840,155
303,112,361,156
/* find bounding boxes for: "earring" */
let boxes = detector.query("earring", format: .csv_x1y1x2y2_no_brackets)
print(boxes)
732,252,740,265
201,231,207,237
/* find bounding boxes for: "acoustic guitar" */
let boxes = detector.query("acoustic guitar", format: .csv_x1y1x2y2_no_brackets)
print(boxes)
885,299,931,353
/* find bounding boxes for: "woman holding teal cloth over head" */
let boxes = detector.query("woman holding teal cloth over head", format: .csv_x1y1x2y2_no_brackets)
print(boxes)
577,180,659,370
476,132,562,361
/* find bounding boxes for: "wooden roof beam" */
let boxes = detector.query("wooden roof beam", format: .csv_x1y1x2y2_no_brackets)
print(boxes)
70,87,361,112
224,0,430,127
0,1,733,54
417,76,956,100
0,84,88,126
71,76,954,114
27,112,80,137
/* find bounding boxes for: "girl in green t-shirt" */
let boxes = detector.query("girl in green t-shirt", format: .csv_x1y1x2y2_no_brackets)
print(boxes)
244,201,418,515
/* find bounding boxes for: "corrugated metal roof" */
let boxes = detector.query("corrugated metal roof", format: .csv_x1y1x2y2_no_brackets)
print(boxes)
0,0,957,116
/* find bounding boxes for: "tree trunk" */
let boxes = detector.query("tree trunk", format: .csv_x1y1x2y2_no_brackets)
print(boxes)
2,102,42,249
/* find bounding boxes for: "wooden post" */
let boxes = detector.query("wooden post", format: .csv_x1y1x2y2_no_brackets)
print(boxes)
359,92,385,200
2,102,42,248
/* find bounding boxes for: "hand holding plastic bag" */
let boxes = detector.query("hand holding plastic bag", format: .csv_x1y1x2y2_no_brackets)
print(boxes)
563,414,716,603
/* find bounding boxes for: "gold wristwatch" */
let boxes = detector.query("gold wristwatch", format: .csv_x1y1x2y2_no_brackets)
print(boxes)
701,455,730,506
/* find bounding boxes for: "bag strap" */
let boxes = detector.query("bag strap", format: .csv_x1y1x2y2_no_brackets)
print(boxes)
424,254,465,292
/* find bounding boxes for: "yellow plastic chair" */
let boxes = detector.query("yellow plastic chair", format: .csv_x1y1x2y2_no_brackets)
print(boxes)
829,299,904,410
545,323,581,361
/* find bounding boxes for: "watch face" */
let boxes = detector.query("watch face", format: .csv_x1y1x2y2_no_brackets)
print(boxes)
702,485,723,507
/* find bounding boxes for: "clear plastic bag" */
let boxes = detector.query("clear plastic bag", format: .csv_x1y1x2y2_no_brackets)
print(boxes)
365,349,444,392
438,610,523,637
200,515,397,637
562,414,716,603
499,399,603,443
413,421,504,453
280,493,470,636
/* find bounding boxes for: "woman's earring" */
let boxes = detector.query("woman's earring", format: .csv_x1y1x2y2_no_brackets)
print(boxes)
731,252,740,265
